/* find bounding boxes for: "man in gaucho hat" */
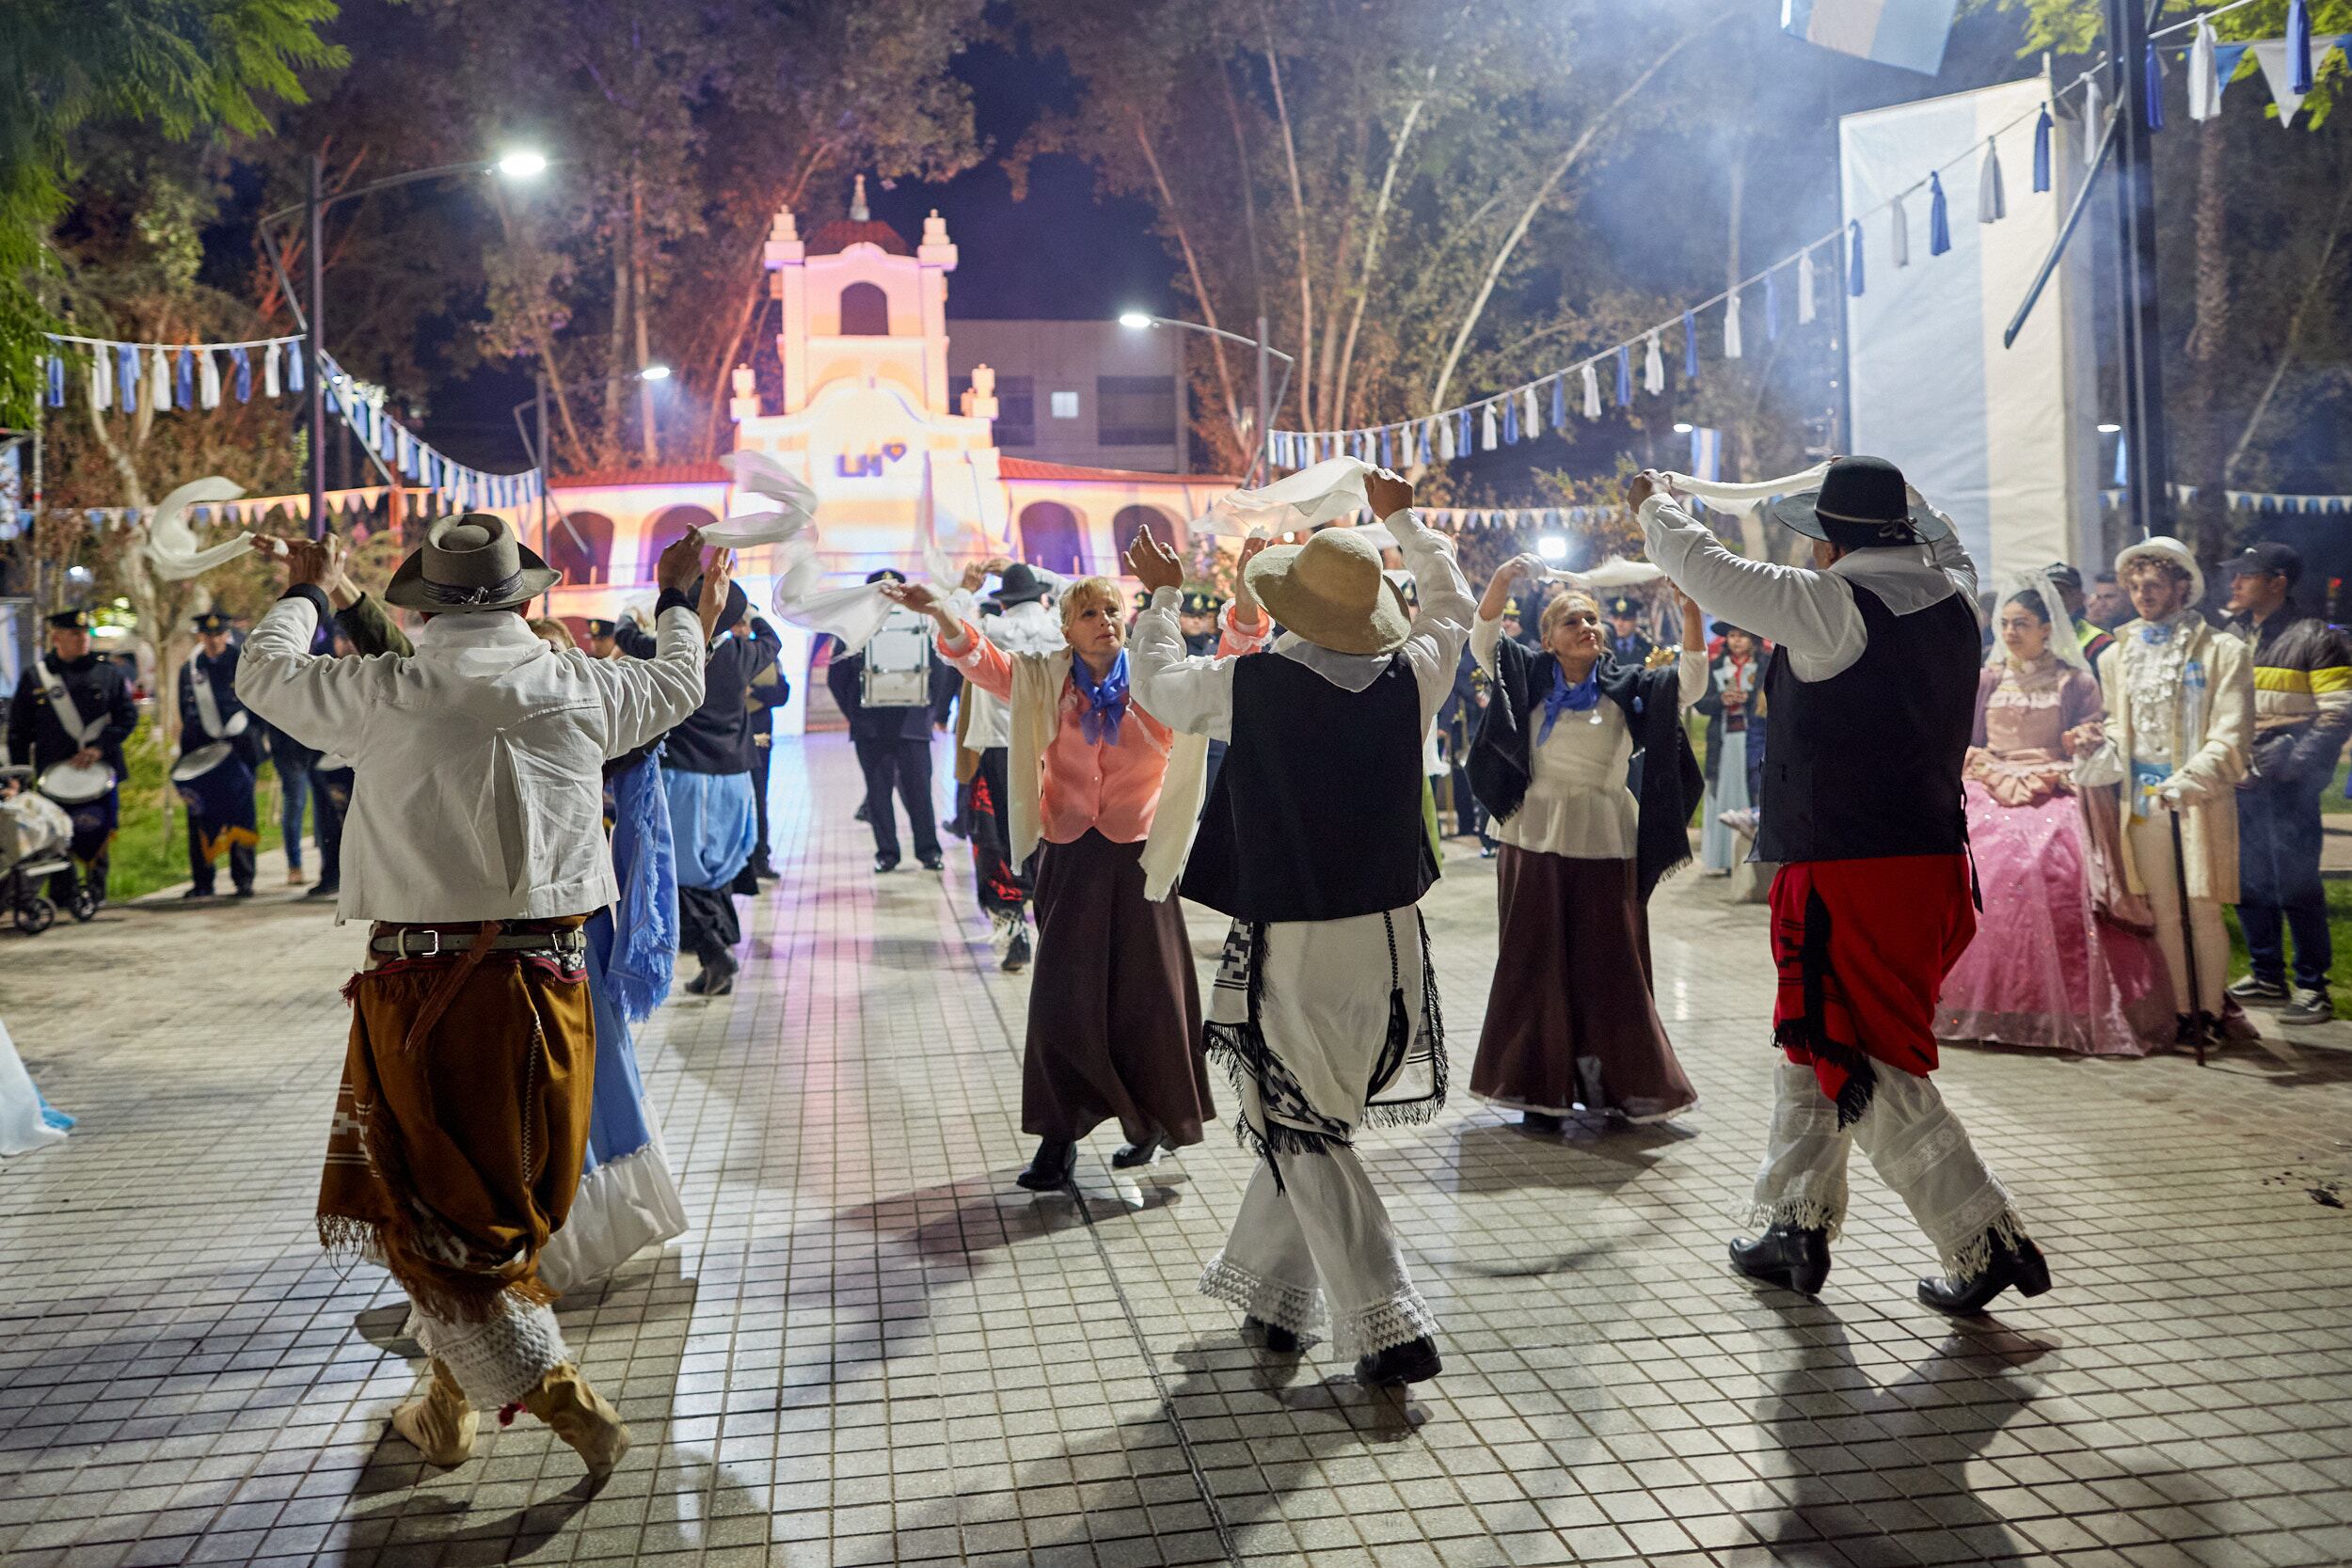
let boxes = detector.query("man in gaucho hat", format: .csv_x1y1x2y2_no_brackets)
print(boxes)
237,513,730,1483
1633,456,2053,1317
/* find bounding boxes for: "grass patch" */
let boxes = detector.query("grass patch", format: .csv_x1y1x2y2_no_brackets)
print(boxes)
101,730,289,902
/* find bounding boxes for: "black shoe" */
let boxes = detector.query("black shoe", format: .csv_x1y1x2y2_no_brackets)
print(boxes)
749,857,778,880
1478,846,1497,860
1245,1316,1300,1354
1917,1232,2051,1316
183,886,215,900
1002,927,1032,973
696,951,739,998
2280,988,2333,1026
1520,1110,1564,1133
853,803,870,823
306,880,339,900
231,885,254,899
1728,1225,1833,1295
874,854,900,874
1015,1137,1077,1192
918,852,945,872
1110,1133,1164,1169
1356,1337,1441,1387
2227,974,2289,1004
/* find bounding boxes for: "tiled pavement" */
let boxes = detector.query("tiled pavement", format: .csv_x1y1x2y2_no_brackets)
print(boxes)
3,734,2349,1568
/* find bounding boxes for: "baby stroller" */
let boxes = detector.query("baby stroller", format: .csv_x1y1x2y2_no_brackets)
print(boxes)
0,767,91,935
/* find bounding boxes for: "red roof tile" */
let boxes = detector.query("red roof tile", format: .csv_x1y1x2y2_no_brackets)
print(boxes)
998,457,1238,485
808,219,913,256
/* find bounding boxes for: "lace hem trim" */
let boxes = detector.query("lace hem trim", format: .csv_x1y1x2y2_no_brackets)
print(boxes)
1335,1285,1439,1361
1197,1252,1327,1334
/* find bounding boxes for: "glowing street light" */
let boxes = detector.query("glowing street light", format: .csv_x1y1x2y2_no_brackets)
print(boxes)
497,150,549,180
1117,309,1295,483
1117,311,1153,330
639,363,672,382
2097,422,2122,434
1672,421,1694,434
1535,535,1569,562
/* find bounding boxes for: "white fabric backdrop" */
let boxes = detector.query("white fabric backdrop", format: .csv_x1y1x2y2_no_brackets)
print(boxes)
1841,74,2101,583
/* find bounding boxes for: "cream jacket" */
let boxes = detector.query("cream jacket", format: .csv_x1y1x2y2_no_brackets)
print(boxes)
238,593,707,923
2094,617,2253,903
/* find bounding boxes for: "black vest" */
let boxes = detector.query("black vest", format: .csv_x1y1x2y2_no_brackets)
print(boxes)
1756,581,1979,864
1183,652,1436,923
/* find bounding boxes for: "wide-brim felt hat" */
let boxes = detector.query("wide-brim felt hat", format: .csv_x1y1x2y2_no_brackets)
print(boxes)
1244,528,1411,657
385,513,560,612
995,563,1051,606
1764,455,1949,546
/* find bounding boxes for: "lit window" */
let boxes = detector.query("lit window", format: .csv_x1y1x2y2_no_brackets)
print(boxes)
1050,390,1080,420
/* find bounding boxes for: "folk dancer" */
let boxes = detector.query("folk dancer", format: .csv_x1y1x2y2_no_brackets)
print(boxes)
1638,456,2055,1314
6,609,138,909
2220,542,2351,1025
237,518,722,1480
830,570,959,873
949,562,1064,971
1131,470,1467,1387
176,610,265,899
1466,557,1705,1131
2088,538,2255,1044
885,560,1272,1190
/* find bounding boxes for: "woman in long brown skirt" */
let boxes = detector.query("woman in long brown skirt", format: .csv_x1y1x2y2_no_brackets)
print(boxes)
1463,560,1707,1131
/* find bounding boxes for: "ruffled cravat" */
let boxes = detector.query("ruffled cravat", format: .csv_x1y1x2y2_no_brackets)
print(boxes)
1538,662,1601,742
1073,651,1131,745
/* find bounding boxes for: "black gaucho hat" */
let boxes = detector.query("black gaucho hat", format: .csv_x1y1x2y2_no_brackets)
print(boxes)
45,609,89,632
994,563,1051,607
191,610,231,635
1764,455,1950,549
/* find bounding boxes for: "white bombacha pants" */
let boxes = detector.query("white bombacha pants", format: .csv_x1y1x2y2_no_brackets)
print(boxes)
1200,1082,1436,1360
412,1295,571,1409
1751,1060,2027,1282
2124,812,2231,1016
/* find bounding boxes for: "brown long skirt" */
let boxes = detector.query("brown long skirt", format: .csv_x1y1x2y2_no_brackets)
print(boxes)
1025,830,1213,1147
1470,847,1697,1123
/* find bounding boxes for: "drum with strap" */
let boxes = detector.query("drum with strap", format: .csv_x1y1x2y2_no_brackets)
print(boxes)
173,742,260,863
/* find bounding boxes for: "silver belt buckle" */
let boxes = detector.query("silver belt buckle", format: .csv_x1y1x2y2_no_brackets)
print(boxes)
400,928,443,960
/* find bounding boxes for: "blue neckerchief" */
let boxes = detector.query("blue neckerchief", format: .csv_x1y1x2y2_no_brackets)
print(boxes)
1538,661,1601,743
1073,650,1131,745
2137,622,2172,646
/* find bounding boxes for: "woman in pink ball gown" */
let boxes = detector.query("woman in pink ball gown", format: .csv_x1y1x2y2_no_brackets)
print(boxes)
1936,582,2173,1056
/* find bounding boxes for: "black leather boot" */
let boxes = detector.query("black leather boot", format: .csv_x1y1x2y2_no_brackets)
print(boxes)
1521,1111,1564,1133
1356,1337,1441,1387
1110,1132,1164,1169
1015,1137,1076,1191
1244,1316,1299,1354
1728,1224,1833,1295
1917,1232,2051,1315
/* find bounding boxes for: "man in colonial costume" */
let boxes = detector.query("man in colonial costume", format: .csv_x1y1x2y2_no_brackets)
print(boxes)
237,515,723,1482
176,610,264,899
7,609,138,909
1130,469,1469,1388
1637,456,2052,1315
884,559,1270,1191
2093,538,2254,1042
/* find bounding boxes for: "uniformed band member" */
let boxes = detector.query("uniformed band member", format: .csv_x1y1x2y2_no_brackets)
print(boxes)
177,610,265,898
744,627,792,881
7,610,139,908
1604,594,1657,666
829,569,958,874
586,618,621,658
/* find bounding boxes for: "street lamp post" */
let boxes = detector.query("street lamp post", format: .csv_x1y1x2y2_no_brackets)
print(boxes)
511,364,669,612
1119,312,1295,486
262,150,548,536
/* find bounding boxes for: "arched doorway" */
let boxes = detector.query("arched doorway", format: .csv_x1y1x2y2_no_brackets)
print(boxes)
1112,504,1181,555
838,282,890,336
544,510,613,586
641,505,719,582
1018,502,1086,577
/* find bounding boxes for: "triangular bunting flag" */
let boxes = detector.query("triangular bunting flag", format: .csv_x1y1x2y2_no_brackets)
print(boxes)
2251,41,2312,126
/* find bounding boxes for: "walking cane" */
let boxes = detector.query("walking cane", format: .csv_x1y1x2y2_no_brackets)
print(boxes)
2167,800,2209,1067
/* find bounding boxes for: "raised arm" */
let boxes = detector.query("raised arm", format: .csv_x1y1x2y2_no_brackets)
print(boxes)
1124,531,1267,739
1636,490,1864,673
887,581,1016,702
1387,500,1475,730
233,581,377,760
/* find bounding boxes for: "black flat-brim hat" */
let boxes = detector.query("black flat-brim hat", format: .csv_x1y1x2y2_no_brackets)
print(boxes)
1764,455,1950,546
385,513,561,612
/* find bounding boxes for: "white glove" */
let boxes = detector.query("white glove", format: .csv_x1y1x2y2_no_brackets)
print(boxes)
2159,772,2210,807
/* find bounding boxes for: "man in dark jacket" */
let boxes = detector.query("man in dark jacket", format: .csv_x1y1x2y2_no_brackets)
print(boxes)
8,609,140,906
743,622,791,880
175,610,267,897
827,569,958,873
2222,542,2352,1024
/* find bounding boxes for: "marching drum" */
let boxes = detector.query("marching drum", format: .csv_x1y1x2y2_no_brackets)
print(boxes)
36,759,115,806
170,741,235,786
172,742,257,861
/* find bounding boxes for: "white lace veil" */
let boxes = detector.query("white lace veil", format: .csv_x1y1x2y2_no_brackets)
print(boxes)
1989,566,2090,673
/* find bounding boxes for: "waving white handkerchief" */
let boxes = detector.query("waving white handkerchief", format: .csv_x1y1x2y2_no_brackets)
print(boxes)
701,450,820,547
1551,555,1664,589
1191,455,1377,538
143,477,267,581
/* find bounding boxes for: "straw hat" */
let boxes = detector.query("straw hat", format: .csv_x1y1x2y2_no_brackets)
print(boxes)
384,513,560,612
1243,529,1411,656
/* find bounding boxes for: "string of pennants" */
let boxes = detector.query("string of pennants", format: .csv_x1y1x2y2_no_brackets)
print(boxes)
1417,505,1629,531
39,330,541,515
1270,10,2349,465
54,483,527,536
2098,485,2352,515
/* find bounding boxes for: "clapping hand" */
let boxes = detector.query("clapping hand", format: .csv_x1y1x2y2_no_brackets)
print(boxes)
1124,526,1184,595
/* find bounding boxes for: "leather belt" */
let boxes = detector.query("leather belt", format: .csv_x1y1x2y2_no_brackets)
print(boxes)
369,927,588,964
